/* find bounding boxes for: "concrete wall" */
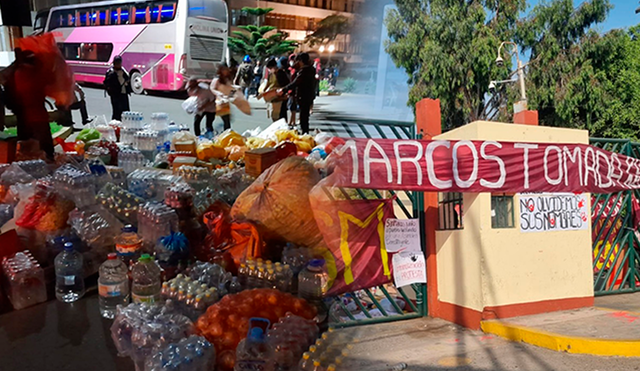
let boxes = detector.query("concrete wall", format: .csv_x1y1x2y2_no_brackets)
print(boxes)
434,121,594,315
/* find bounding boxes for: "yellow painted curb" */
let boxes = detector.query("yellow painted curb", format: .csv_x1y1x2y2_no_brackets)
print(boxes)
481,320,640,357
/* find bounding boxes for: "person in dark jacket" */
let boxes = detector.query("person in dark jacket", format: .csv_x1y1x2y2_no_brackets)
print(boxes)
276,57,291,122
278,53,316,134
103,55,131,121
234,55,254,100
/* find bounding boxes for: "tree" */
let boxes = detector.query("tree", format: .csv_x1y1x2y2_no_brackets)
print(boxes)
512,0,640,139
384,0,525,130
305,14,350,47
228,7,297,61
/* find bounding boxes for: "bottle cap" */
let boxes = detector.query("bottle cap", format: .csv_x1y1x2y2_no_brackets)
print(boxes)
313,360,321,367
107,253,117,260
301,352,310,360
327,364,337,371
63,242,74,251
139,254,152,262
309,259,325,268
249,327,265,341
122,224,136,233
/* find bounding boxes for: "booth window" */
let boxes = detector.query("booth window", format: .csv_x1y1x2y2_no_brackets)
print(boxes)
491,194,514,229
438,193,463,230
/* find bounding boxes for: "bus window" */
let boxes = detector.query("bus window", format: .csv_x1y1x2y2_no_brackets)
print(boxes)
111,6,130,25
188,0,227,22
78,10,91,26
151,2,177,23
33,10,49,32
59,42,113,62
132,4,149,24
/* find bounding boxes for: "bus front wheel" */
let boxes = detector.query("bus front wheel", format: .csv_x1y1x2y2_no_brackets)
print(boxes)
130,71,144,95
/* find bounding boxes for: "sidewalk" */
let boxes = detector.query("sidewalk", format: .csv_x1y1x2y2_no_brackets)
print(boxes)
481,292,640,357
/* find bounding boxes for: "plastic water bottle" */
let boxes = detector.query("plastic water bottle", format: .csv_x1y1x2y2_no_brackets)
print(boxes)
235,318,275,371
54,242,85,303
98,253,130,319
298,259,329,322
115,225,143,267
131,254,162,304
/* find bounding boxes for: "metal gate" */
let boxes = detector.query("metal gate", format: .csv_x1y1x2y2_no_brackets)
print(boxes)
311,115,428,327
590,138,640,295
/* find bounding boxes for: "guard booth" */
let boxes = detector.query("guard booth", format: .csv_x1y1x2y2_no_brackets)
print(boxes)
427,120,594,329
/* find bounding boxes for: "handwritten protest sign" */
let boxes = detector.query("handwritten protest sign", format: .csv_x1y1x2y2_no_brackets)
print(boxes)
519,193,589,232
384,218,421,253
392,251,427,288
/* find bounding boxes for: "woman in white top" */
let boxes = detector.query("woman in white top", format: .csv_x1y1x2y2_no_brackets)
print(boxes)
210,64,234,130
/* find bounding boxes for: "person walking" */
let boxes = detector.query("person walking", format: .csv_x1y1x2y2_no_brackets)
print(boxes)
103,56,131,121
276,57,290,122
251,60,264,97
261,58,290,122
278,53,316,134
187,77,216,137
211,64,234,130
313,58,322,97
234,55,254,100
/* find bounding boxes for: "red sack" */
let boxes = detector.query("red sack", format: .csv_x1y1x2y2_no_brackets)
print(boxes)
202,202,265,267
16,33,75,108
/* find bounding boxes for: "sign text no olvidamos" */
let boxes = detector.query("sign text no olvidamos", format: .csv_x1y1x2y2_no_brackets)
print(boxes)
519,193,589,232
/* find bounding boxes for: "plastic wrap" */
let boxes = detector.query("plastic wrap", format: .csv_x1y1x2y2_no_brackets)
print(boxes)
68,205,124,251
161,274,219,321
268,314,319,370
1,251,47,310
230,156,323,247
182,96,198,115
110,302,194,370
128,169,184,201
144,335,215,371
52,164,98,208
138,202,179,248
96,183,145,225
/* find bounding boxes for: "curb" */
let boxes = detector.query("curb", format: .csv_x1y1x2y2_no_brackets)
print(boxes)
481,320,640,357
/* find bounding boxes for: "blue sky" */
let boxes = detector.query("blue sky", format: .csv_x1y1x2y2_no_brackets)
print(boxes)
528,0,639,32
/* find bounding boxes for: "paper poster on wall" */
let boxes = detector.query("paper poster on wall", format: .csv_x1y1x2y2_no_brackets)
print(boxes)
519,193,589,233
384,218,421,253
392,251,426,288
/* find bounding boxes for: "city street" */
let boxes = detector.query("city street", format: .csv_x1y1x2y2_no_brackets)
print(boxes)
81,87,273,135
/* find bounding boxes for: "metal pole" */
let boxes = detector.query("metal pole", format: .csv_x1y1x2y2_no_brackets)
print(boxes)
517,59,526,101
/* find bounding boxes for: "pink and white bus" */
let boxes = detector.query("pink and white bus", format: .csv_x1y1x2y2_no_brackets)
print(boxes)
45,0,228,94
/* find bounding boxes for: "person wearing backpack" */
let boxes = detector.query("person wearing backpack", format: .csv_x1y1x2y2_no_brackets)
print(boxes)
234,55,254,100
103,56,131,121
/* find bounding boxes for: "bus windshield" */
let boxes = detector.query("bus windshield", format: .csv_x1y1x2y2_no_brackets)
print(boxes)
188,0,227,22
34,10,49,32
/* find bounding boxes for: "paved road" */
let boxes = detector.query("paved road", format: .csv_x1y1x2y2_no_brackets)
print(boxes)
81,87,272,135
1,293,639,371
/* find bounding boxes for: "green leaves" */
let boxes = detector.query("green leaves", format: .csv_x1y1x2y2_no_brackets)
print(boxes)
305,14,350,47
229,7,295,61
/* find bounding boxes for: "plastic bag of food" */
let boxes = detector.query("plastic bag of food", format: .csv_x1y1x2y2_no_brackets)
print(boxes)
231,156,323,247
215,129,245,148
182,96,198,115
197,142,226,161
226,145,246,162
196,289,316,371
76,128,101,142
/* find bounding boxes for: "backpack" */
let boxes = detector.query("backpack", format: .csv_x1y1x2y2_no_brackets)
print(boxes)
241,65,252,84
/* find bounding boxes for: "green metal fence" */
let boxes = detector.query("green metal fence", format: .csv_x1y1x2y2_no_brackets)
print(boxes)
590,138,640,295
311,116,428,327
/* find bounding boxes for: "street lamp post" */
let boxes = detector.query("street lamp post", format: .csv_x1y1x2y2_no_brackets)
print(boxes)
496,41,527,109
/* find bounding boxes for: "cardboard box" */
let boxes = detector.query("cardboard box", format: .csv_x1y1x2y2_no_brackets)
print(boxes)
172,156,197,171
245,148,278,177
174,141,197,155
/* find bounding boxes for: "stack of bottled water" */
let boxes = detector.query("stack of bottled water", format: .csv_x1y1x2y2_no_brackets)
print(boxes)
145,335,215,371
128,169,183,201
1,251,47,310
298,328,359,371
68,205,124,251
118,149,146,174
165,183,196,209
188,261,233,296
110,302,193,371
53,164,98,208
283,244,313,294
14,159,49,179
107,166,128,188
298,259,330,323
267,314,319,371
96,183,145,225
138,202,179,247
149,112,170,144
238,259,294,292
175,166,212,191
161,274,219,320
120,112,144,144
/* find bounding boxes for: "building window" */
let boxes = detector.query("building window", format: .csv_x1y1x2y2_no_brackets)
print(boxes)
491,194,514,229
438,192,463,230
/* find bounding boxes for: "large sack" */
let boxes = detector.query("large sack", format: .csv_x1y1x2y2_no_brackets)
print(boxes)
230,156,322,247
